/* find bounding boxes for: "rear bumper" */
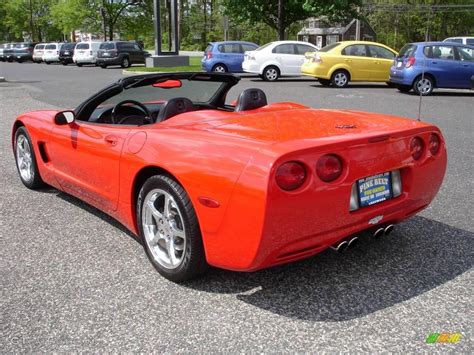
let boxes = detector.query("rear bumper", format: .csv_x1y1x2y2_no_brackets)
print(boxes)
43,56,60,62
14,54,32,61
204,128,447,271
74,56,97,64
96,57,122,66
242,60,261,74
300,62,330,79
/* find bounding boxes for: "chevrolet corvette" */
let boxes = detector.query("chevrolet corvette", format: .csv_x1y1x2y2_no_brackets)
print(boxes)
12,72,447,281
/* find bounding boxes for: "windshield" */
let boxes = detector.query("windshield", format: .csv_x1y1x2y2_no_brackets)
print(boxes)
62,43,75,50
76,43,90,50
100,43,116,50
319,42,342,52
100,79,225,107
256,43,273,51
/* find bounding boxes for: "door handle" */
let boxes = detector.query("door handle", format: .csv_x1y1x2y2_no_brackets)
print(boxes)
431,61,437,64
462,64,469,67
104,135,118,146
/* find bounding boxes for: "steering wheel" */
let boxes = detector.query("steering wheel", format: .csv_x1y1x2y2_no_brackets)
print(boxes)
111,99,153,124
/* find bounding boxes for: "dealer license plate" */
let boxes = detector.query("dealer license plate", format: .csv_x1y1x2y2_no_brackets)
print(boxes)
357,172,393,208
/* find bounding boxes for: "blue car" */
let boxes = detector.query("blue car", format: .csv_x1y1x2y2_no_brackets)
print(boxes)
202,41,259,73
389,41,474,95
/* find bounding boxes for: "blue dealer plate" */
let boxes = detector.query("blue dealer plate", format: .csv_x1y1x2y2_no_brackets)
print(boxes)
357,172,393,208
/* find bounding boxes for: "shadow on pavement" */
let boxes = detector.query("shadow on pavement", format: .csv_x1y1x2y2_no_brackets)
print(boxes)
184,216,473,322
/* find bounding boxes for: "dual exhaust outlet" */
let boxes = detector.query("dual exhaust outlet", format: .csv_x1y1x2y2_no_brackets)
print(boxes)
330,224,395,253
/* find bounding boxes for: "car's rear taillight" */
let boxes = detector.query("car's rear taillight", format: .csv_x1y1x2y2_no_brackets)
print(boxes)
410,137,425,160
429,133,441,155
312,54,322,63
316,154,343,182
405,56,415,68
275,161,307,191
206,52,213,59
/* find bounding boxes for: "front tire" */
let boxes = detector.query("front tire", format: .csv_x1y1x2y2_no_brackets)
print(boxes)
14,127,44,189
413,75,434,96
137,175,208,282
100,64,107,69
76,63,82,67
397,84,411,93
331,70,350,88
121,57,130,68
262,66,279,81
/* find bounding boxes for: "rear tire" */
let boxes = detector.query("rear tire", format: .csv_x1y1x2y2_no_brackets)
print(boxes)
413,75,434,96
100,64,107,69
76,63,82,67
137,175,208,282
331,70,350,88
262,66,279,81
14,127,45,189
212,64,227,73
45,61,50,65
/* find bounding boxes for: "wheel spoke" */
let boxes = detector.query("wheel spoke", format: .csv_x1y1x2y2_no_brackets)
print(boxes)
166,239,178,265
147,200,163,220
163,195,172,219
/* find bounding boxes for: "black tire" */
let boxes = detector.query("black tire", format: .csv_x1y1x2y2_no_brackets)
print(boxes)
137,175,208,282
45,61,51,65
397,84,411,93
17,58,23,63
212,64,227,73
100,64,107,69
61,61,68,66
318,79,331,86
413,75,434,96
331,70,350,88
14,127,45,189
76,63,82,67
386,82,396,88
262,65,280,81
121,56,130,68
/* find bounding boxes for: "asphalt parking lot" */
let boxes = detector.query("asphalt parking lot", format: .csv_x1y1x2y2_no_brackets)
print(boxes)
1,61,473,352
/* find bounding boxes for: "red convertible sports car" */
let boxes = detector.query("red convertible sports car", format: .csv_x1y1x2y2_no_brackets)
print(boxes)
12,72,447,281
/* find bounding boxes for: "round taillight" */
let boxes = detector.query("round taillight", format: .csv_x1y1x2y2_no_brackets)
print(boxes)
275,161,307,191
410,137,425,160
429,133,440,155
316,154,343,182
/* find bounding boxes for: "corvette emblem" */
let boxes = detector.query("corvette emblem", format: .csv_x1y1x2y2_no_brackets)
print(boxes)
369,215,383,225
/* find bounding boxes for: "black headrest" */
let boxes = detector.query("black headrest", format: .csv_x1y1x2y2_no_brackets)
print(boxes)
235,88,267,112
157,97,196,121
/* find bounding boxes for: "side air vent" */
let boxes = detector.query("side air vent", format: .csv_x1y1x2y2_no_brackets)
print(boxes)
37,142,50,163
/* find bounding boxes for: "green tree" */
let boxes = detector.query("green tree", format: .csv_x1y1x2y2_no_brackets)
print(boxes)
50,0,89,40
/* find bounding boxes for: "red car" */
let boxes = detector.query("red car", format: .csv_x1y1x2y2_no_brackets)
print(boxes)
12,73,447,282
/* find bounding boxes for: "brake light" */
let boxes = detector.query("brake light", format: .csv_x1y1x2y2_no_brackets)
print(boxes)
410,137,425,160
316,155,343,182
275,162,307,191
312,54,322,63
429,133,441,155
405,56,415,68
246,53,255,60
206,52,213,59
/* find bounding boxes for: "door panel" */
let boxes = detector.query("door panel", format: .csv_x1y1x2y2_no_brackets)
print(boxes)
367,45,396,81
48,122,130,211
341,44,372,80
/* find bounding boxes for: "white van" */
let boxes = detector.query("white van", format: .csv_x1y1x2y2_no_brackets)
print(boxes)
443,37,474,46
33,43,46,63
43,43,64,64
73,41,102,66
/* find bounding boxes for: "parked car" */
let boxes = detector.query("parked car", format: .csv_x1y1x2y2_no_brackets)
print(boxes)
43,43,64,64
96,41,149,68
14,42,37,63
73,41,102,66
389,41,474,95
242,40,320,81
201,41,259,72
301,41,397,87
59,42,77,65
443,37,474,46
0,44,6,61
3,43,17,62
33,43,46,63
11,72,447,281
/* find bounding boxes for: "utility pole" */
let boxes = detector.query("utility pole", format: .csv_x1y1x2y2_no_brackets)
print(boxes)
278,0,284,40
355,6,360,41
29,0,34,41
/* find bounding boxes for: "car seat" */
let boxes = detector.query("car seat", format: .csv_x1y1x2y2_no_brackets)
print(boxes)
157,97,196,121
235,88,268,112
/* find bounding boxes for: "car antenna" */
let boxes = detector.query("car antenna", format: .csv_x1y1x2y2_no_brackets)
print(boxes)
417,7,433,122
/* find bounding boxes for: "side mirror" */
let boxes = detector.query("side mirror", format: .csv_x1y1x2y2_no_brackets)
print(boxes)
55,110,75,125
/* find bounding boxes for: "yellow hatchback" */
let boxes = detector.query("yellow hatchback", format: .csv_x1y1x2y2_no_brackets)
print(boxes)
301,41,398,87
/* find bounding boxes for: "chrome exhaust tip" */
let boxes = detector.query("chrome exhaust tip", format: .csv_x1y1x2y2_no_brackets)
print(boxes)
330,240,349,253
347,236,359,250
384,224,395,235
373,228,385,238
